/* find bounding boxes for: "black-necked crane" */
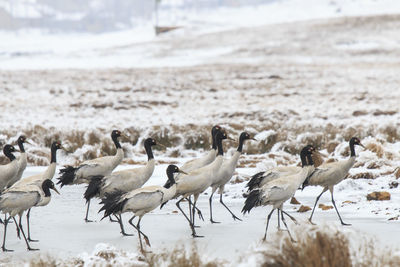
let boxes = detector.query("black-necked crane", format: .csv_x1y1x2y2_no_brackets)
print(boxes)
176,125,221,174
173,130,228,237
161,125,222,220
9,141,64,242
6,135,28,189
0,179,59,251
246,145,322,192
0,145,20,192
84,137,160,235
303,137,364,225
57,130,126,222
208,131,255,223
242,146,314,241
245,144,319,229
99,165,185,252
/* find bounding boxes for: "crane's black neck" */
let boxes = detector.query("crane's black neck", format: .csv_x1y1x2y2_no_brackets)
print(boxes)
237,137,246,153
306,153,314,166
349,141,356,157
165,170,175,187
145,142,154,161
300,150,308,167
4,148,16,161
216,136,224,156
42,182,51,197
18,139,25,153
50,145,58,163
112,135,121,149
212,136,217,150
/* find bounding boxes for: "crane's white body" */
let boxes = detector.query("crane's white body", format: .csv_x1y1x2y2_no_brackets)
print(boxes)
6,152,27,188
0,160,20,192
119,184,177,217
11,163,56,189
253,166,301,191
180,149,217,173
210,151,241,193
0,183,46,217
176,155,223,199
74,148,124,184
4,163,57,209
307,157,355,189
259,165,314,208
99,159,155,197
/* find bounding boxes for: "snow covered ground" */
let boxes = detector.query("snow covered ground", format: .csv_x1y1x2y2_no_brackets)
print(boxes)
1,0,400,265
0,164,399,265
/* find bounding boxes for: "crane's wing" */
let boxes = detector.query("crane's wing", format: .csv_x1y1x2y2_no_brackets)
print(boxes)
0,190,41,212
124,190,164,212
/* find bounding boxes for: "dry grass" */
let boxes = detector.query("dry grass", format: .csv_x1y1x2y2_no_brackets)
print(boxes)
259,228,352,267
145,243,220,267
254,225,400,267
365,143,385,158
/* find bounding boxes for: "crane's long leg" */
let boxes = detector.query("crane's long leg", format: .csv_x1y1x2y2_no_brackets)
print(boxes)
209,189,220,224
309,187,328,224
128,216,150,252
219,193,242,221
15,216,38,251
330,189,351,226
277,210,281,230
280,209,296,242
263,208,276,241
281,210,298,225
109,215,118,222
191,195,204,238
188,197,204,223
176,197,197,236
1,214,13,252
15,216,20,239
85,200,93,222
26,209,38,242
115,214,133,236
12,217,21,239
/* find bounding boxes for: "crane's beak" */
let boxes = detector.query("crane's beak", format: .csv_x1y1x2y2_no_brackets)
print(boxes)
227,136,236,142
52,187,60,195
250,137,257,141
26,140,35,146
179,170,188,175
14,148,21,153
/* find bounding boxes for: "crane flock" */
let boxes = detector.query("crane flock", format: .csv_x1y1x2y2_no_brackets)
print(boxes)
0,127,365,252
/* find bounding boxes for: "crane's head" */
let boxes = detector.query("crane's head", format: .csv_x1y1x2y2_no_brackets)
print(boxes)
211,125,222,137
144,138,157,147
111,130,122,139
3,144,19,154
350,137,365,148
18,135,27,144
42,179,60,197
239,132,256,142
51,141,66,151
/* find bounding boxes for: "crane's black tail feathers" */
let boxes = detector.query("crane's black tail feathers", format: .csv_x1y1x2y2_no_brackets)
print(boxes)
57,166,78,187
99,190,126,219
84,176,104,203
246,171,265,191
242,189,261,214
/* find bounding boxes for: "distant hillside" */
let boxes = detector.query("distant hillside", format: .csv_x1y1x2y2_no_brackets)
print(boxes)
0,0,271,32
